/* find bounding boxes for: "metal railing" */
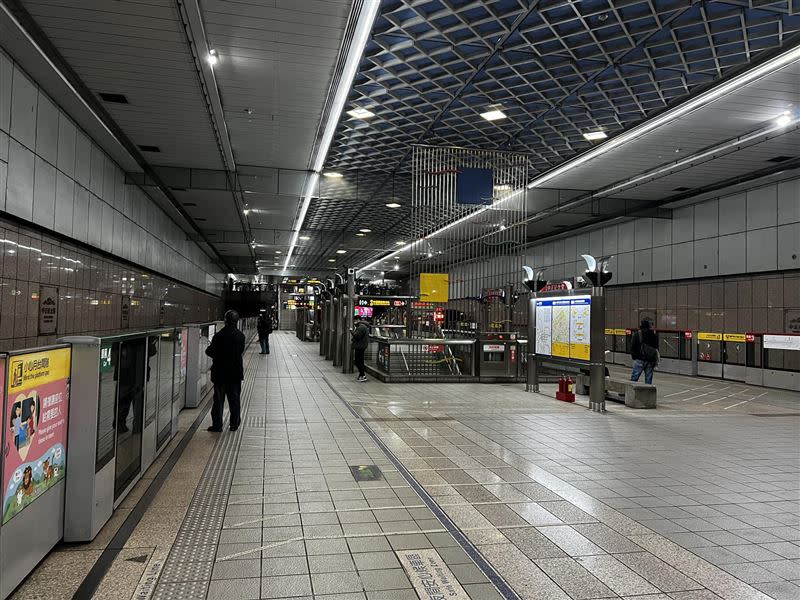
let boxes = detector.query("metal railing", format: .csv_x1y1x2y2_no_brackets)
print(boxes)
371,337,476,377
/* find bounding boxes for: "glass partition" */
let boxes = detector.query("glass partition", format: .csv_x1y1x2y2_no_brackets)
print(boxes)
96,341,118,472
114,337,146,499
173,328,187,416
144,335,159,427
157,331,175,449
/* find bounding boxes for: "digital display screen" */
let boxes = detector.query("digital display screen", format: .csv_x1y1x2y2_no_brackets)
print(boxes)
355,306,373,318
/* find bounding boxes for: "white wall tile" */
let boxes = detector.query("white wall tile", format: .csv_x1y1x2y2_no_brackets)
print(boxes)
718,192,746,235
777,223,799,271
747,185,777,230
10,66,37,149
693,199,718,239
33,156,56,228
57,113,76,177
746,227,777,272
35,93,58,164
6,139,34,220
694,237,718,277
54,171,74,236
777,179,800,224
652,218,671,247
718,233,746,275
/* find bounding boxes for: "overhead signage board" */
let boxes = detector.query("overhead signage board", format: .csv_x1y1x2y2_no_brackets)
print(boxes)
698,332,722,341
358,298,407,308
534,295,591,361
3,347,71,524
456,167,493,205
723,333,746,343
763,334,800,351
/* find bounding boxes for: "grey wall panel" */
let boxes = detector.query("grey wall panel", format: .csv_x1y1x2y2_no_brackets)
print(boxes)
89,143,104,197
603,224,618,255
35,93,58,164
778,179,800,224
617,252,634,284
652,218,671,247
72,185,89,243
10,65,37,149
634,218,652,251
74,131,91,188
634,248,652,282
56,113,76,178
777,223,799,270
552,238,564,264
54,171,74,236
694,237,718,277
33,157,56,229
747,185,777,230
7,139,35,220
589,229,603,257
718,233,746,275
746,227,777,272
672,241,693,279
618,220,635,252
1,130,7,162
113,210,124,256
563,235,576,264
103,159,116,209
0,159,6,211
651,245,671,281
672,206,693,243
693,199,718,240
718,192,746,235
87,195,102,247
101,202,113,252
0,52,11,132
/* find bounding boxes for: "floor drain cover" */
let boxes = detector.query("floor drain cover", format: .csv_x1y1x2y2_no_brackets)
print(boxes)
349,465,383,481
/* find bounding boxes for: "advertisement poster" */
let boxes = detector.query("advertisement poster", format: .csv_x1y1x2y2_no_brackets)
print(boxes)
569,297,591,360
180,328,188,377
3,347,71,524
551,299,571,357
534,300,552,356
38,285,59,335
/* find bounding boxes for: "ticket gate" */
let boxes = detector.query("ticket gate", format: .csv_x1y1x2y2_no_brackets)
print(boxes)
477,332,520,380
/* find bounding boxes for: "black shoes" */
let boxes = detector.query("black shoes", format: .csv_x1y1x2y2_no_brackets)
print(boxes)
207,426,222,433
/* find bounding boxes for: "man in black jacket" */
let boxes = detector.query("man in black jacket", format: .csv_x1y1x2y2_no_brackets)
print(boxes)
205,310,246,432
630,319,659,384
352,320,370,382
257,312,272,354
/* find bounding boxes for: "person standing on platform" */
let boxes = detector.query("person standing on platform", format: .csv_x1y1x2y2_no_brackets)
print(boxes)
630,319,659,385
257,311,272,354
205,310,246,432
352,319,370,382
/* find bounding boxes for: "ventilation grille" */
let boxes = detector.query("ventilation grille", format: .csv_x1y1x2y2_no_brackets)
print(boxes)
138,145,160,153
99,92,128,104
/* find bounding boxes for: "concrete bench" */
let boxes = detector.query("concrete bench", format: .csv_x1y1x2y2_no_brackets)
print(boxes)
576,375,657,409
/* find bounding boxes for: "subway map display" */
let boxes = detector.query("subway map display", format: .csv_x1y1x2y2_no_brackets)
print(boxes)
534,296,591,361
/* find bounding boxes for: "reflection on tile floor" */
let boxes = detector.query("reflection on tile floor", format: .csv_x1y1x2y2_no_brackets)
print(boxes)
26,332,798,600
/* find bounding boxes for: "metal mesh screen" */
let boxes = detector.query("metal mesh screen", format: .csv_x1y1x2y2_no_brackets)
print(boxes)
409,144,528,334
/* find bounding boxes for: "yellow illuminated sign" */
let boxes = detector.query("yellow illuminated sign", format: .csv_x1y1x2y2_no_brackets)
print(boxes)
8,347,71,394
698,332,722,341
723,333,746,343
419,273,449,303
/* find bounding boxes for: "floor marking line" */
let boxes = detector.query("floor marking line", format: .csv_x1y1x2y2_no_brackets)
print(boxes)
663,383,717,397
723,400,749,410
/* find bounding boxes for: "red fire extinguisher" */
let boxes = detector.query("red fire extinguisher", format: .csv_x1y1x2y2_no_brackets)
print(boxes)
567,376,573,395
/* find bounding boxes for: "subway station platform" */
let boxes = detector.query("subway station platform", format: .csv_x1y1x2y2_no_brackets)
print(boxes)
13,333,799,600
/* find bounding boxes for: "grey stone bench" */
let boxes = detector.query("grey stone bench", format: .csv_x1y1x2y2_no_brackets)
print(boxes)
576,375,657,409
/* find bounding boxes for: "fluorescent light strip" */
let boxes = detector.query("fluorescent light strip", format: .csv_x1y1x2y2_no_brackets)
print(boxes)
283,0,380,272
528,44,800,189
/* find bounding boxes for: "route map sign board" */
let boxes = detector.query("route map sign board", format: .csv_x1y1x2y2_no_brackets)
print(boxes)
3,347,71,524
534,295,591,361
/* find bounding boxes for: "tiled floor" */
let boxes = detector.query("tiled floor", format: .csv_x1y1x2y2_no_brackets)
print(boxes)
19,332,800,600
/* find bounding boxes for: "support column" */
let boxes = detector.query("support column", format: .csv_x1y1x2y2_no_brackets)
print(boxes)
589,287,606,412
343,270,355,374
526,296,538,393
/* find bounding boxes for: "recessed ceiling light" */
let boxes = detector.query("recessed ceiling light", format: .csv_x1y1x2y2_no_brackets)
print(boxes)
328,259,336,263
480,106,507,121
385,202,401,208
355,233,366,237
359,228,371,233
347,107,375,119
243,209,250,215
299,235,310,240
396,241,405,245
275,250,282,254
583,131,607,141
323,171,343,178
775,113,792,127
336,249,347,254
207,49,218,66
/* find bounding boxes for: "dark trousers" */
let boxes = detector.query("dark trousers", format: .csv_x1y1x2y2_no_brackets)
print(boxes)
354,348,366,377
211,381,241,429
259,335,270,354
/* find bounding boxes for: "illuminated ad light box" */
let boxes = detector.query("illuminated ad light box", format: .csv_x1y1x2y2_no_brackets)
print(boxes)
419,273,449,303
3,347,71,524
534,296,591,361
456,167,493,205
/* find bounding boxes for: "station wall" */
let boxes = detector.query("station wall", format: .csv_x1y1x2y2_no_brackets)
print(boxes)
0,47,225,296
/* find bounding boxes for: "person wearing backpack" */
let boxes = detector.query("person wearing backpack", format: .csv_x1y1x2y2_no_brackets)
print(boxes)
630,319,659,384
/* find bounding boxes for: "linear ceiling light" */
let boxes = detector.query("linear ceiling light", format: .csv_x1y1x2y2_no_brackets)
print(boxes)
283,0,380,272
347,107,375,119
323,171,344,178
583,131,607,141
480,105,507,121
528,44,800,190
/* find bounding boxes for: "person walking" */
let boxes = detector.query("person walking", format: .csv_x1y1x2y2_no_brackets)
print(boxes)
630,319,659,384
257,311,272,354
205,310,246,432
352,319,370,382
